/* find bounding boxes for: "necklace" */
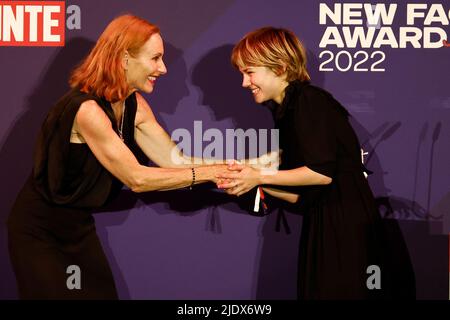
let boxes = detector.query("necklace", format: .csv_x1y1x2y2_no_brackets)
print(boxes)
118,101,125,141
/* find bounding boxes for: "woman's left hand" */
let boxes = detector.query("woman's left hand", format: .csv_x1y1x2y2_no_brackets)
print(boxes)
216,163,261,196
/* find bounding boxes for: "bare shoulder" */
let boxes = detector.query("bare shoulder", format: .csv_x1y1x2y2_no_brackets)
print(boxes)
135,92,149,107
135,92,156,125
76,99,112,131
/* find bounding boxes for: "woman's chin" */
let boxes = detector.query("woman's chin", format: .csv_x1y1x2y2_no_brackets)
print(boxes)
141,85,154,94
254,96,267,104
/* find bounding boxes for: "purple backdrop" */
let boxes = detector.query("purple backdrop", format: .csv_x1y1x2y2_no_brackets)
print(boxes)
0,0,448,299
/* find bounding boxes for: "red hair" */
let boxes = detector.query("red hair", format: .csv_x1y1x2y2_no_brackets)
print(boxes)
69,15,159,102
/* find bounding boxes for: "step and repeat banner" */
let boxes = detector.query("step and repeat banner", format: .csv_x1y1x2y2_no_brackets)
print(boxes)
0,0,448,299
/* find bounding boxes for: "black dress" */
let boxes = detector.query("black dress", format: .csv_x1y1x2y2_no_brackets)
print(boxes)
7,89,138,299
273,80,395,299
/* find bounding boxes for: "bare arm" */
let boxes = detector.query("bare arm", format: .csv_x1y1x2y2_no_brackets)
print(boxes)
76,100,224,192
260,166,332,186
134,93,217,168
262,187,299,204
217,164,331,197
134,94,280,169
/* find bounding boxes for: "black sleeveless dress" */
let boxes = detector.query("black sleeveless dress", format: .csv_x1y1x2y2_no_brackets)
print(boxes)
7,89,138,299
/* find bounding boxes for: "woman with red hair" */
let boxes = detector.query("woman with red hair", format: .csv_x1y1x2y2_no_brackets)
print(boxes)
7,15,227,299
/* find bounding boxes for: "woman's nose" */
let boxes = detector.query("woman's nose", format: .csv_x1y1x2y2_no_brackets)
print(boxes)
242,74,250,87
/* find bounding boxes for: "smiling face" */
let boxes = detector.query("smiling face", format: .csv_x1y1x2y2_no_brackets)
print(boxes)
126,33,167,94
239,65,288,104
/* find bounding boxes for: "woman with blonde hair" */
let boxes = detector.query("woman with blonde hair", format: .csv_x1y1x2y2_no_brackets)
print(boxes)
7,14,228,299
218,27,408,299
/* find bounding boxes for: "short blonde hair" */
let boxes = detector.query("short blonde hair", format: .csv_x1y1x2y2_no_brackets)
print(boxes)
231,27,310,82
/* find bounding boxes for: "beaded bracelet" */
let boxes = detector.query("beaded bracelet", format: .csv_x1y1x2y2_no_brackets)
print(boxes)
189,167,196,190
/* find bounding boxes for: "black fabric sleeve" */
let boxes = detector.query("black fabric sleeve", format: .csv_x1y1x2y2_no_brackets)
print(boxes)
294,87,338,179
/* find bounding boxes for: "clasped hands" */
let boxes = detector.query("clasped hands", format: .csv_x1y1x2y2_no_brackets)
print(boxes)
215,162,262,197
211,151,280,196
